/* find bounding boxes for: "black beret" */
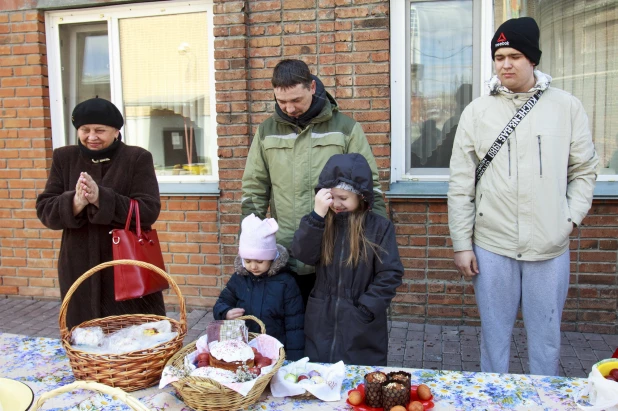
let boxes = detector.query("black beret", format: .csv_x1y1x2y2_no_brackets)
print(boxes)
71,97,124,130
491,17,542,65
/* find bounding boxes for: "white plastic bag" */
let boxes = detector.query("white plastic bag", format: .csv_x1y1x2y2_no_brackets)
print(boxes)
71,326,105,347
575,360,618,411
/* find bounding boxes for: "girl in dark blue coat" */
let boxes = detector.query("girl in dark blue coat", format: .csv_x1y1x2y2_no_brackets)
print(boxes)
292,154,403,366
213,214,304,360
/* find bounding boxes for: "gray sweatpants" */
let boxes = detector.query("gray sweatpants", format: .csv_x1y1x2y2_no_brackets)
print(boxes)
472,244,570,376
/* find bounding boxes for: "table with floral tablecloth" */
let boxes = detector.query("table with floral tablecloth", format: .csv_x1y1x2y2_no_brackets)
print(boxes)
0,332,594,410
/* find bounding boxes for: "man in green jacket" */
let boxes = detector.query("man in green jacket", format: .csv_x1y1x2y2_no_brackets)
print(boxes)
241,59,386,306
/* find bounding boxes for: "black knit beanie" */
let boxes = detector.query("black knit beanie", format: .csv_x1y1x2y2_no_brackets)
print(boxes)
71,97,124,130
491,17,542,65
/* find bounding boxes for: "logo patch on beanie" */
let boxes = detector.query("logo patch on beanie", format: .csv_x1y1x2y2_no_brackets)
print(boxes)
495,32,509,47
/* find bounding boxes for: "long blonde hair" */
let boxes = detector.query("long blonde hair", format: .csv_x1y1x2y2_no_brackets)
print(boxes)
320,197,384,267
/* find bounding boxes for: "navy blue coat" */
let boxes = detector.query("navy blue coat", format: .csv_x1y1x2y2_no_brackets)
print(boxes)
291,153,404,366
213,246,305,360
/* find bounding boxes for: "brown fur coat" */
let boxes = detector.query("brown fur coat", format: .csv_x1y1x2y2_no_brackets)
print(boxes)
36,143,164,329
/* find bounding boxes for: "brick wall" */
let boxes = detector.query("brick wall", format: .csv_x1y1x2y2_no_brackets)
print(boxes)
0,9,57,298
0,0,616,335
390,199,618,334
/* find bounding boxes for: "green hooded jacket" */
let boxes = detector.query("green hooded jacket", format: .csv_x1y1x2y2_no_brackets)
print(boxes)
241,92,386,275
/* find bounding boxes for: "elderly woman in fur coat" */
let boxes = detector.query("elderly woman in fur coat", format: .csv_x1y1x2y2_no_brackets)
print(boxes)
213,214,305,360
36,97,165,329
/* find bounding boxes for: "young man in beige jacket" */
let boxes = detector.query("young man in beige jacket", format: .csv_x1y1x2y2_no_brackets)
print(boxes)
448,17,598,376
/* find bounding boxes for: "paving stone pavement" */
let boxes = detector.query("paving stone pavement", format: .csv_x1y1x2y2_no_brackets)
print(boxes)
1,297,616,378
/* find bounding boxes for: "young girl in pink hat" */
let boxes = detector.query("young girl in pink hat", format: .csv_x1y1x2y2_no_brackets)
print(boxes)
213,214,304,360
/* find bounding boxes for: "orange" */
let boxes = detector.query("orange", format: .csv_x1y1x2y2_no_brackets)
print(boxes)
348,390,363,406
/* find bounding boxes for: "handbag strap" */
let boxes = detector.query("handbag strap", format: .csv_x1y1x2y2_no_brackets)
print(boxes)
475,88,544,186
133,199,142,238
124,199,135,231
123,199,142,238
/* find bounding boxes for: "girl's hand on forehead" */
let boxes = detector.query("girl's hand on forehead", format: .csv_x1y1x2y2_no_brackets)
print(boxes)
314,188,332,217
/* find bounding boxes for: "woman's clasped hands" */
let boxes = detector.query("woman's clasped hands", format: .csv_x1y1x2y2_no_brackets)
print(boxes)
73,172,100,214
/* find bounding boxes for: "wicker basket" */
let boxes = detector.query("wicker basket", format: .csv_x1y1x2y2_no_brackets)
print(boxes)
32,380,151,410
167,315,285,411
293,390,316,399
59,259,187,392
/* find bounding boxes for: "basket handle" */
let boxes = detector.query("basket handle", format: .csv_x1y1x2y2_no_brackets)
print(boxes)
58,259,187,338
237,314,266,334
32,380,151,410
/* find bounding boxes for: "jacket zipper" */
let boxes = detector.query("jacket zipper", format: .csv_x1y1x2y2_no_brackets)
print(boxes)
307,124,311,228
507,139,511,177
329,232,346,363
537,135,542,177
296,125,309,272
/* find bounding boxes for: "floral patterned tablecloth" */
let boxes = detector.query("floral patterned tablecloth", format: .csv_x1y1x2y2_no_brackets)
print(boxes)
0,332,594,410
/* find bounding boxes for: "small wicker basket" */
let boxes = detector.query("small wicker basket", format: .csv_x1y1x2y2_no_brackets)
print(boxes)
167,315,285,411
32,380,151,410
293,390,316,399
59,260,187,392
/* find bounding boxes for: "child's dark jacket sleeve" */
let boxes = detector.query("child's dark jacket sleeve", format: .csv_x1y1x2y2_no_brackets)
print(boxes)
213,273,241,320
283,274,305,360
291,212,325,265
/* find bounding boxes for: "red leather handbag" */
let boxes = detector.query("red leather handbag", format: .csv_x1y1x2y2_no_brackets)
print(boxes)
112,199,169,301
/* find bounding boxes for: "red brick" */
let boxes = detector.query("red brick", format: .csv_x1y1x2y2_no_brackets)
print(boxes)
283,10,317,21
29,278,54,287
13,66,44,76
15,86,46,97
185,276,218,286
248,12,282,24
12,43,44,54
17,107,47,117
24,33,44,46
335,7,370,18
2,97,28,107
214,1,245,13
20,287,45,297
283,34,317,45
24,11,43,22
11,22,42,33
0,55,26,66
0,285,18,294
282,0,317,8
248,37,281,48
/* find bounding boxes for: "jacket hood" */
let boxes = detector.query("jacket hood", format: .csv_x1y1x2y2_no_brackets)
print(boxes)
234,244,289,277
315,153,374,207
487,69,552,95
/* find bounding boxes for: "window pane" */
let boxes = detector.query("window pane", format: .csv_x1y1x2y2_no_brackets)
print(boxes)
495,0,618,175
408,0,474,172
59,23,111,145
119,12,213,177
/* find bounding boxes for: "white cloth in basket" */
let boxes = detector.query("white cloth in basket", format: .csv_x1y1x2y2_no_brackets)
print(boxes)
270,358,345,401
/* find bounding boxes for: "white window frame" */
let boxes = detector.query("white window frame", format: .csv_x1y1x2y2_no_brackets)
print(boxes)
390,0,495,183
45,0,218,186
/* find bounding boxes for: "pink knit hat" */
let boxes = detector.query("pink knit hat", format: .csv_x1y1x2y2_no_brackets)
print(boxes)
238,214,279,260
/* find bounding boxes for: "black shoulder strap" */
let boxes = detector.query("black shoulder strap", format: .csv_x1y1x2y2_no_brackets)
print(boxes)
475,89,544,186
